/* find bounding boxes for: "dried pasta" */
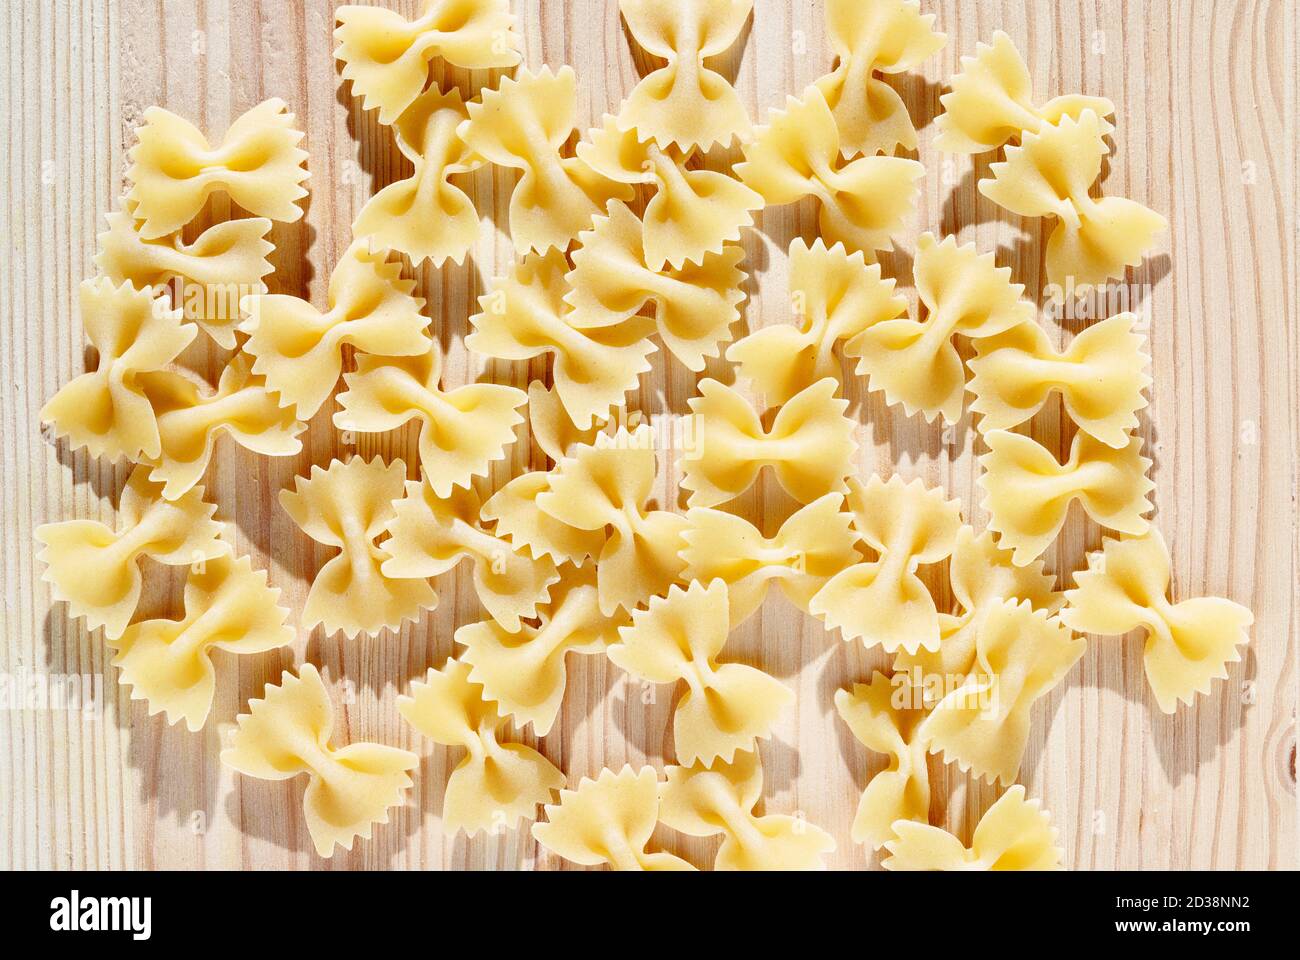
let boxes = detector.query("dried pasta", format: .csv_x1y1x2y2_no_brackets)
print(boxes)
335,0,521,124
659,751,836,870
810,475,963,653
222,663,417,858
816,0,946,158
737,84,924,257
399,659,565,836
127,99,309,239
979,429,1154,566
107,554,293,732
1061,530,1252,713
36,467,228,641
968,313,1151,448
882,784,1062,870
683,378,857,508
607,579,793,765
616,0,753,151
533,765,695,871
279,456,437,639
727,237,906,405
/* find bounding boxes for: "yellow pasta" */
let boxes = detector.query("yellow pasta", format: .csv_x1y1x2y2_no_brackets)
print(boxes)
616,0,753,151
141,353,305,501
241,241,433,419
222,663,417,858
679,493,860,625
659,751,836,870
36,467,228,641
480,466,608,568
847,232,1035,424
968,313,1151,448
882,784,1063,870
399,659,565,836
533,765,695,871
40,278,196,463
918,599,1085,784
107,554,293,732
334,348,526,497
978,429,1154,566
455,563,624,736
459,67,633,255
727,237,906,405
466,250,656,430
381,480,558,633
351,87,483,267
1061,530,1252,713
334,0,521,124
683,378,857,508
737,84,924,257
935,30,1115,155
834,670,928,849
525,379,601,464
816,0,946,158
95,206,273,349
810,475,962,653
979,109,1167,294
279,456,437,639
578,118,762,272
607,580,793,765
127,99,309,239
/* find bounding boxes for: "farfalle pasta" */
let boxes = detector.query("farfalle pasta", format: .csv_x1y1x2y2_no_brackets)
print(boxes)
222,663,417,858
816,0,946,158
40,278,196,463
459,67,632,255
241,241,432,419
480,460,608,568
141,353,305,501
810,475,962,653
979,109,1167,293
467,250,656,430
399,659,565,836
968,313,1151,448
95,207,273,349
334,348,526,497
107,554,293,732
334,0,521,124
36,467,228,640
564,200,747,372
279,456,436,638
935,30,1115,155
456,564,623,735
847,232,1035,424
738,84,924,257
683,378,857,508
578,119,762,272
882,784,1062,871
536,427,687,616
834,671,928,849
979,429,1154,566
727,237,906,405
1061,530,1252,713
351,87,483,267
679,493,860,625
525,380,601,464
918,599,1085,784
607,579,793,765
381,480,557,632
659,751,836,871
533,765,694,871
616,0,753,151
126,99,309,239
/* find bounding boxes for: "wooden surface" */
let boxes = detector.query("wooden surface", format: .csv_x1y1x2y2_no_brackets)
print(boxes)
1,0,1296,871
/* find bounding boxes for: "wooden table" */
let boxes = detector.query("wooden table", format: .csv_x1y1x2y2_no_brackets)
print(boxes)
1,0,1295,870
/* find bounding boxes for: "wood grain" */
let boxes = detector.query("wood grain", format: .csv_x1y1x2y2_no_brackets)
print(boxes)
1,0,1295,871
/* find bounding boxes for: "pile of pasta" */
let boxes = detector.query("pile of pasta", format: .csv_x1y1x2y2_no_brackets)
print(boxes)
37,0,1254,870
